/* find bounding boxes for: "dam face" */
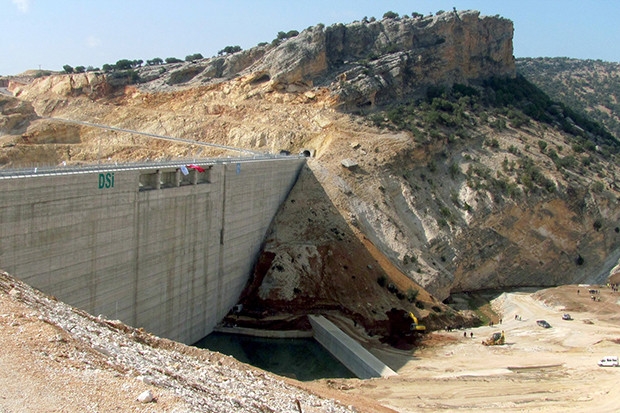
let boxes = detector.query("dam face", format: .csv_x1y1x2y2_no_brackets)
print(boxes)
0,157,305,344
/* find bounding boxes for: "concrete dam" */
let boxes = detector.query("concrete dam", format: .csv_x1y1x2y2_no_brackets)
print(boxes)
0,156,305,345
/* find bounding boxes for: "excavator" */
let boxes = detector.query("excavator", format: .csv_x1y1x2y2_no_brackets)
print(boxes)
385,308,426,348
407,312,426,332
482,330,505,346
386,308,425,340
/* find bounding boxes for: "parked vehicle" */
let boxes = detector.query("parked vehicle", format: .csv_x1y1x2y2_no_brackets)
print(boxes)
562,313,572,320
598,356,619,367
536,320,551,328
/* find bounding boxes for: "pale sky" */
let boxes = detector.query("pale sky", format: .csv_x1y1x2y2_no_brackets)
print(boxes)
2,0,619,76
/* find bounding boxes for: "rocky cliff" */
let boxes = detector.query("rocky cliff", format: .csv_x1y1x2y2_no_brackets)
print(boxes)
246,10,514,110
9,10,514,112
1,10,618,332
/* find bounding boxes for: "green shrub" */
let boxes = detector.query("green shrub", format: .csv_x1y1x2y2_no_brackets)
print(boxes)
591,181,605,193
403,254,417,265
448,162,460,179
488,138,500,148
107,70,140,85
572,143,585,153
428,160,437,172
538,140,548,152
451,191,461,207
115,59,134,70
218,46,242,55
554,155,576,170
185,53,204,62
439,205,451,218
593,219,603,231
383,11,399,19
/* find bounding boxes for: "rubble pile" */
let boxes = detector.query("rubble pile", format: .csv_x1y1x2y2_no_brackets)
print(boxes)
0,271,357,413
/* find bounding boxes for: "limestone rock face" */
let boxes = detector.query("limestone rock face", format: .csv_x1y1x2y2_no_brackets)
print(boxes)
20,120,82,144
324,11,515,109
0,95,38,135
248,26,329,90
246,11,514,108
14,72,110,101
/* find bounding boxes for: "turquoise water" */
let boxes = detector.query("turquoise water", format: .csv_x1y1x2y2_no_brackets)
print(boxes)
194,332,355,381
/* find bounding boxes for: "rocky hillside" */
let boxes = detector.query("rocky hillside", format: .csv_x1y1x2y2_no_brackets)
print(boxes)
1,10,619,337
517,57,620,139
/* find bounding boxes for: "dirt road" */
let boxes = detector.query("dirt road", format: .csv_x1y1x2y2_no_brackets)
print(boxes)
329,285,620,412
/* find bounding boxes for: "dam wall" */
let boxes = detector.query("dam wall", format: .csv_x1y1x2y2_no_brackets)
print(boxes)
0,157,305,344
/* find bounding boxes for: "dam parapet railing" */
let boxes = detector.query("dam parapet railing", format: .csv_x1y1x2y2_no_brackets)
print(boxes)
0,153,306,179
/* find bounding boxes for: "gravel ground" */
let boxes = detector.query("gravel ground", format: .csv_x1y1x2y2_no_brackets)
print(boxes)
0,271,363,413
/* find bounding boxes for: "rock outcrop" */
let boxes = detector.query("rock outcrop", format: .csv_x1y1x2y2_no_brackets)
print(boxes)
246,10,514,109
10,10,514,113
0,94,38,135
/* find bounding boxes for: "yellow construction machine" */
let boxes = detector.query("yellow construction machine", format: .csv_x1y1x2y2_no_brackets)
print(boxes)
482,330,505,346
408,312,426,332
385,309,425,347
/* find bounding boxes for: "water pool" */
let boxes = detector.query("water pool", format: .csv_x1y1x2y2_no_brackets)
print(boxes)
194,332,355,381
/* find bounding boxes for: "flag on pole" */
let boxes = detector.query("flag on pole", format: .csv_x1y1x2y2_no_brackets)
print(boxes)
188,164,206,173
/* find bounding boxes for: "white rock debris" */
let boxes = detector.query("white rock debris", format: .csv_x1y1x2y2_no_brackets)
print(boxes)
0,272,357,413
137,389,155,403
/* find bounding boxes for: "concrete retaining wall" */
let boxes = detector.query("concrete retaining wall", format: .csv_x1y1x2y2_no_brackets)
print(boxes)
213,326,314,339
309,315,397,379
0,158,304,344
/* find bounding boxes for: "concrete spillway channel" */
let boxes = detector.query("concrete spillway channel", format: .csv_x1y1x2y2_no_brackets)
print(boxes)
309,315,397,379
214,315,397,379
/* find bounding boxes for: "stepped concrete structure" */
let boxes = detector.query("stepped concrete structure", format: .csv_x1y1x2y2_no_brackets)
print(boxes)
0,156,305,344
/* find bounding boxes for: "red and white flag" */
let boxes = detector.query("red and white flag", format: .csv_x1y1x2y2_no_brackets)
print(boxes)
188,164,205,173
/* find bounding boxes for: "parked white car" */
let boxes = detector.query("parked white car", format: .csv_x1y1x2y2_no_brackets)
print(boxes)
598,356,619,367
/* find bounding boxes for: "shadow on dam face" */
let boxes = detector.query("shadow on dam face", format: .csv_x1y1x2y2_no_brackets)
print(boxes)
194,333,355,381
200,166,405,380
